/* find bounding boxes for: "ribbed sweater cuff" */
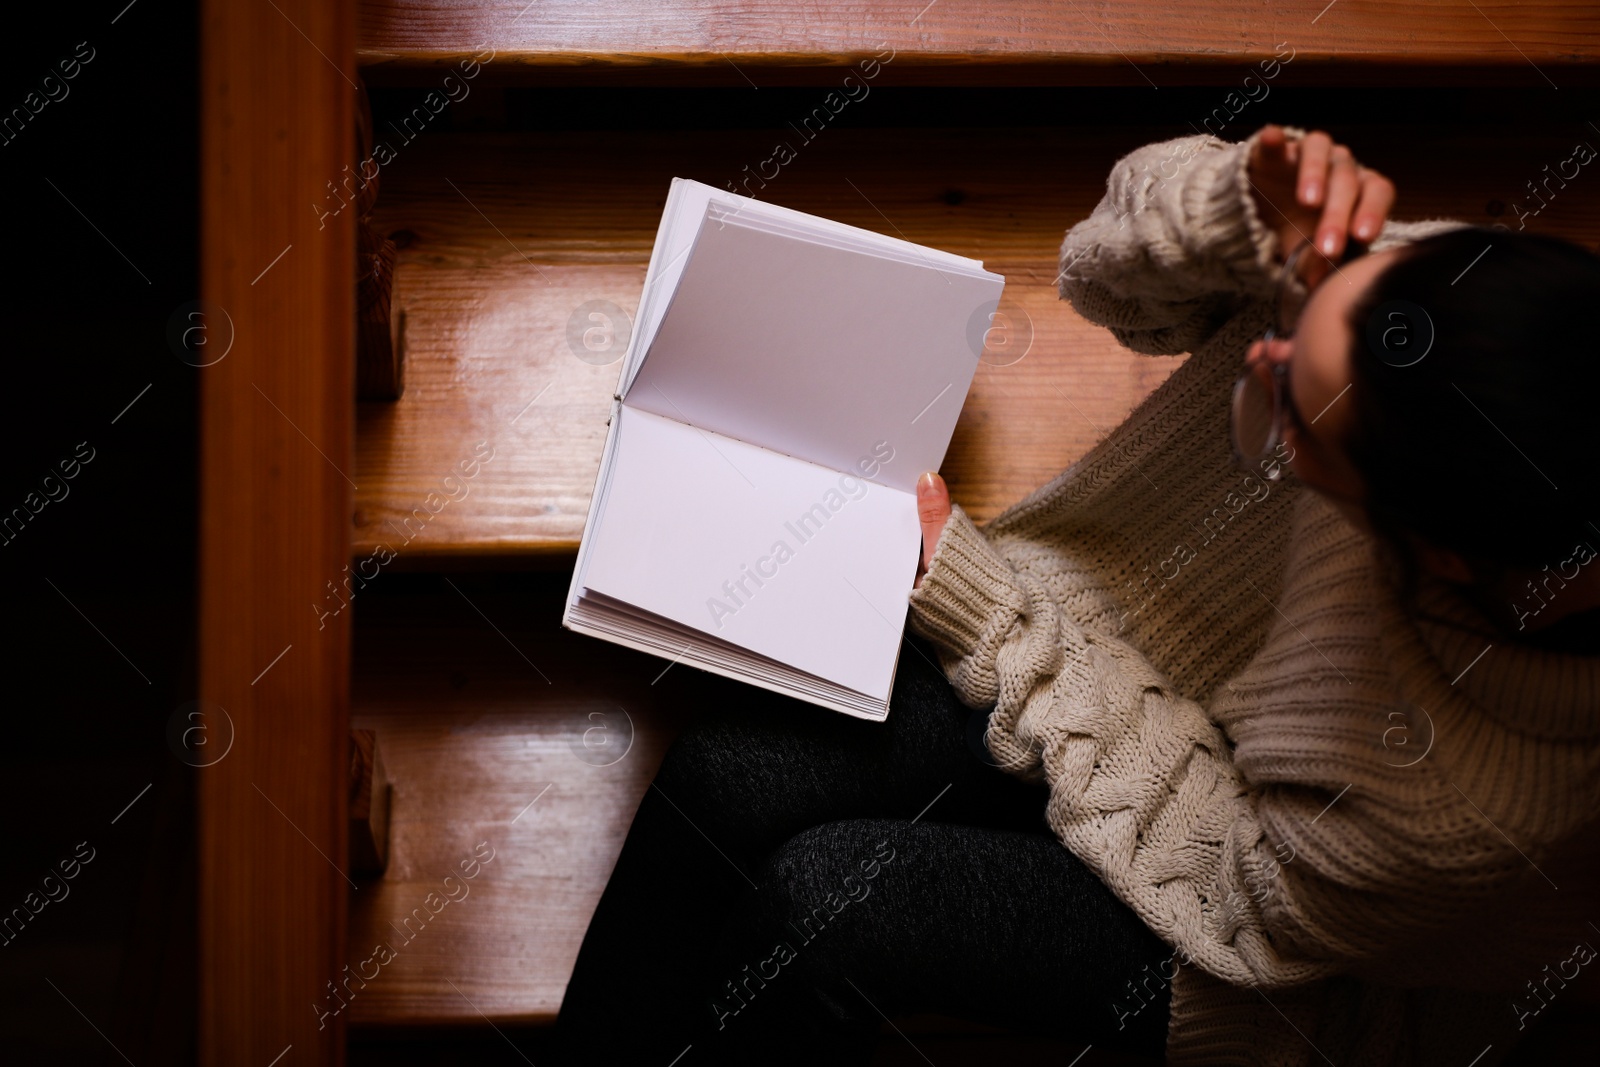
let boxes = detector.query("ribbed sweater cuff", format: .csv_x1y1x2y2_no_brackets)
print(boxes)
1206,125,1299,292
907,504,1027,668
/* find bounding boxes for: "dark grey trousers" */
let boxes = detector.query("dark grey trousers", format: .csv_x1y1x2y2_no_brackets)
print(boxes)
550,634,1173,1064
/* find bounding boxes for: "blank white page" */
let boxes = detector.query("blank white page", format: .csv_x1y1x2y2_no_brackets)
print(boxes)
622,178,989,395
578,405,920,702
624,208,1003,494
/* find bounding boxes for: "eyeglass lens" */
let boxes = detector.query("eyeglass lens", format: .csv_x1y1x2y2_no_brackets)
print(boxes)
1231,368,1277,462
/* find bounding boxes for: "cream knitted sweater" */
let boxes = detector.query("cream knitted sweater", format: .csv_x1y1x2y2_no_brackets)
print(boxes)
907,128,1600,1065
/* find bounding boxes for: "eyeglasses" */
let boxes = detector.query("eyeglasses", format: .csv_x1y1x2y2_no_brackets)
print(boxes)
1229,239,1364,480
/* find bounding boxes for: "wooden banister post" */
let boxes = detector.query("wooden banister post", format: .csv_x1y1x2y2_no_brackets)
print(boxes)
199,0,354,1063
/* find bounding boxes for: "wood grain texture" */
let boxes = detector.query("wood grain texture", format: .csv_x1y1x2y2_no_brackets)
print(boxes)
199,0,355,1062
346,576,697,1024
356,0,1600,85
355,120,1600,562
353,124,1186,560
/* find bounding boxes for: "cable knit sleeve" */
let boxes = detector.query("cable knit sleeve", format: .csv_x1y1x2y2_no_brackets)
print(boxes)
907,504,1333,988
1057,127,1291,356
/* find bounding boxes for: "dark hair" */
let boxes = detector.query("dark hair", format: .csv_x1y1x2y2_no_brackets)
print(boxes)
1342,226,1600,603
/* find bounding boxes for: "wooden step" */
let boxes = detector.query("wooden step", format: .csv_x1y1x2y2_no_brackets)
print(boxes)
354,112,1600,564
354,122,1186,561
345,576,1162,1037
344,573,1195,1055
346,572,696,1025
355,0,1600,86
347,574,1600,1047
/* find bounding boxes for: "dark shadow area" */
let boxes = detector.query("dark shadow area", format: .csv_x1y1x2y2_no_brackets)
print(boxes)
0,4,199,1064
367,82,1599,133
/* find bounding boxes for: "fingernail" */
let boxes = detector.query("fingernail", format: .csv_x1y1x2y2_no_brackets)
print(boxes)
1302,181,1319,204
917,472,937,495
1321,232,1337,256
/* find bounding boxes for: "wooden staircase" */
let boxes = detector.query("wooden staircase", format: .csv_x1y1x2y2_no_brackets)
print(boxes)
197,2,1600,1063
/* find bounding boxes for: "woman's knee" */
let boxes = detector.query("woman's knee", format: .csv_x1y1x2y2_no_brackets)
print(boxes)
743,822,902,946
649,708,829,849
656,710,770,793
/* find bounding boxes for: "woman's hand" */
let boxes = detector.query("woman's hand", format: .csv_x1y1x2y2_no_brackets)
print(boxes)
1247,124,1396,288
915,471,952,589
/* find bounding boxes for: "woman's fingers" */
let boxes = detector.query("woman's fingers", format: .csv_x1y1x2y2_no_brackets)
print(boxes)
1296,130,1333,206
1254,126,1298,193
1252,125,1397,273
1315,146,1362,260
915,471,951,587
1253,123,1287,168
1351,169,1396,242
1247,125,1310,257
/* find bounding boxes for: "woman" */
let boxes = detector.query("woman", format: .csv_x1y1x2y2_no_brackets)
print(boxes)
550,124,1600,1065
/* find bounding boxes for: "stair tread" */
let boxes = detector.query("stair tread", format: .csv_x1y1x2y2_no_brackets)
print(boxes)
347,575,696,1026
356,0,1600,84
354,122,1200,562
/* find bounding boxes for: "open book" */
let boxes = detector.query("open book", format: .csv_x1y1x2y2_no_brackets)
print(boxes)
562,178,1005,719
